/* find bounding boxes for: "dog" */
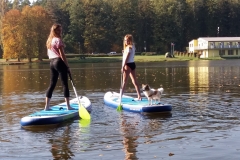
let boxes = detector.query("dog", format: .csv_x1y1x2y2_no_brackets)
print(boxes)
142,84,164,105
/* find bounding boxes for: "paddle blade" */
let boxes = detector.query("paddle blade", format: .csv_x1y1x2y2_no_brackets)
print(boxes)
117,104,123,111
79,103,91,120
79,119,91,127
117,89,123,111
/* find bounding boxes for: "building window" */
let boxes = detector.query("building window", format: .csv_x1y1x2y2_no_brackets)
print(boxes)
228,50,233,55
228,42,232,48
210,42,215,48
236,50,238,55
219,42,223,48
236,42,239,48
219,50,225,55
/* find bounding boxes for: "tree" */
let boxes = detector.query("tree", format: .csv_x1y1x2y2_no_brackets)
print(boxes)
0,0,12,58
31,6,52,60
1,9,22,61
2,6,52,62
21,5,52,62
111,0,138,52
137,0,155,52
83,0,114,53
22,6,52,62
63,0,85,53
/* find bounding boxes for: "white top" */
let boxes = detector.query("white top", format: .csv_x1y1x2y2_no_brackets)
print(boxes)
122,45,135,66
47,49,59,59
47,37,64,59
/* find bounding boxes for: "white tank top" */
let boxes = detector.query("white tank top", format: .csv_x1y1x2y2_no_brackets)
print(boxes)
47,49,59,59
123,45,135,64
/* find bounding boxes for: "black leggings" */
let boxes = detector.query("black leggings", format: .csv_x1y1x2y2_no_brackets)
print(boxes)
46,58,69,98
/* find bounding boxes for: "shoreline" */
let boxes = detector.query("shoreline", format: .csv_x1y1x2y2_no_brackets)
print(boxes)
0,55,225,65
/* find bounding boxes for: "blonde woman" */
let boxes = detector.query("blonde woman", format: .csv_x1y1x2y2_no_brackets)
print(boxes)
121,34,142,100
45,24,74,110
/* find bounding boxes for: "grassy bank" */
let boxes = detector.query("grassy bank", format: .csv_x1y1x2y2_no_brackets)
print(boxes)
68,55,224,63
0,55,225,65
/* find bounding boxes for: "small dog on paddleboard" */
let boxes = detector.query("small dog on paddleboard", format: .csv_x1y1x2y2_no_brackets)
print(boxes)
142,84,164,105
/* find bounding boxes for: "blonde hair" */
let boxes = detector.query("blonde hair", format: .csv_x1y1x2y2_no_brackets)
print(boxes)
46,24,62,49
123,34,134,50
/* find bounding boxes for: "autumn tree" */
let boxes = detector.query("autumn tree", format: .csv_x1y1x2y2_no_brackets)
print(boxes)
21,5,52,62
1,9,22,61
31,5,52,60
0,0,12,58
1,5,52,62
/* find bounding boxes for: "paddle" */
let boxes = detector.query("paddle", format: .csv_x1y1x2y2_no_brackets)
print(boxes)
117,73,123,111
68,73,91,120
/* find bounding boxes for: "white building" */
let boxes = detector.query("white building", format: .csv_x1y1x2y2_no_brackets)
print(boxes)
188,37,240,58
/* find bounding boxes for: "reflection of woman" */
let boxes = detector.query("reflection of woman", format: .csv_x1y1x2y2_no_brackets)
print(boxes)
45,24,73,111
121,34,141,100
120,115,138,160
49,125,74,159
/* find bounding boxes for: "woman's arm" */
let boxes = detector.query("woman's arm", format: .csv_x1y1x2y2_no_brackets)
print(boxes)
121,47,132,72
122,47,131,70
59,46,69,68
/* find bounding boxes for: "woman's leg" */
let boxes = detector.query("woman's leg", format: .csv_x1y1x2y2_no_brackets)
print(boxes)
45,61,59,110
56,59,74,110
44,97,51,110
129,70,142,100
121,66,131,96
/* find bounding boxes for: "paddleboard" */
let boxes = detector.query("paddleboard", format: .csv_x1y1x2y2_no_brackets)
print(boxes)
104,92,172,113
20,96,91,128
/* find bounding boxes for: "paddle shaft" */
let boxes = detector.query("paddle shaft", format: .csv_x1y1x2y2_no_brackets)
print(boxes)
68,73,81,104
119,73,123,105
68,73,91,119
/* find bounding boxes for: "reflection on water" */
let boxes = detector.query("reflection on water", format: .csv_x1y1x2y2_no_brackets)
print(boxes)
1,60,240,159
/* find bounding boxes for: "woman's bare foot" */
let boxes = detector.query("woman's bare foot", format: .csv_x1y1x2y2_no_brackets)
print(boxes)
44,106,52,111
137,97,142,101
67,106,75,110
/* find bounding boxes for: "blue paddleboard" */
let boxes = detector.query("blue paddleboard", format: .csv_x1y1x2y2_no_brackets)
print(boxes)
20,96,91,128
104,92,172,113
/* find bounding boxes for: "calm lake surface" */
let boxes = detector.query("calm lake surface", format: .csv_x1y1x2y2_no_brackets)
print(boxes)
1,60,240,160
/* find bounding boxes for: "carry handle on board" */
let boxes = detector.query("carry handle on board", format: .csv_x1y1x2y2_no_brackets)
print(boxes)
68,73,91,120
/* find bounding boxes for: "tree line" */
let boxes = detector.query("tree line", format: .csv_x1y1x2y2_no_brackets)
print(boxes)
1,0,240,62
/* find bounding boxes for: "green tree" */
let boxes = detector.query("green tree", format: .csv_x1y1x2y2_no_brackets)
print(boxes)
137,0,155,52
63,0,85,53
153,0,177,53
111,0,138,51
83,0,114,53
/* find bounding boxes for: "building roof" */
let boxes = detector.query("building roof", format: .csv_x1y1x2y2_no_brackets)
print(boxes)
199,37,240,42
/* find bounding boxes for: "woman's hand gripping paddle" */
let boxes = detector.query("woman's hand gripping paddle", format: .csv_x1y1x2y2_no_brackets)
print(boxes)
117,73,123,111
69,73,91,120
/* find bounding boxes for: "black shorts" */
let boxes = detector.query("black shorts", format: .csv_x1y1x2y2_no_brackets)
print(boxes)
126,62,136,70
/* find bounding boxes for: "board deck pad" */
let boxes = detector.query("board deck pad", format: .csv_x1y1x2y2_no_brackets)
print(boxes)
29,104,79,117
114,97,165,106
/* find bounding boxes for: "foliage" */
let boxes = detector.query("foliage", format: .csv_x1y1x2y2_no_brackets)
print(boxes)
1,0,240,59
1,5,52,61
2,9,22,60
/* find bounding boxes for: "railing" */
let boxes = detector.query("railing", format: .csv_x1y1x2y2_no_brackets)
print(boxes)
193,45,240,50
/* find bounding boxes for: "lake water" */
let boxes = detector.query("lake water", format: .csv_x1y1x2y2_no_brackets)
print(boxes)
1,60,240,160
